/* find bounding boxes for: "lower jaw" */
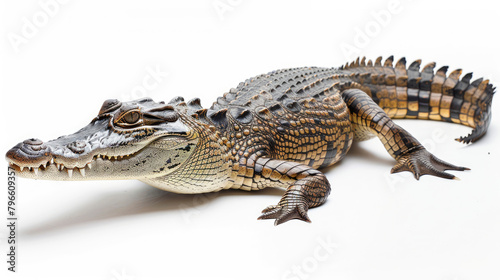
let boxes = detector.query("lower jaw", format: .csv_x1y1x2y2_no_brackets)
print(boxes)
8,151,176,181
11,164,91,181
8,157,165,181
10,164,105,181
9,159,114,181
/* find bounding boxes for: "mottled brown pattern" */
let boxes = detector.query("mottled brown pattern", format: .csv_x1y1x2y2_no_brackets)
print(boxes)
341,56,495,144
6,56,495,225
163,56,493,224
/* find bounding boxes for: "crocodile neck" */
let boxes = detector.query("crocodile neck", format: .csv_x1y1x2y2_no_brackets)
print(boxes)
139,115,233,193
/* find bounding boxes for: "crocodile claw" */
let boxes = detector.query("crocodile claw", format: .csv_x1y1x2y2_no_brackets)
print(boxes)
258,202,311,226
391,147,470,180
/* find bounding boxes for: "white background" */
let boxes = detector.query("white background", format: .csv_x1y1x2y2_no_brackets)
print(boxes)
1,0,499,279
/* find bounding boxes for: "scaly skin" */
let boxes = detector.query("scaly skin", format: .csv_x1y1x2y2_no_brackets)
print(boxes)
6,56,496,225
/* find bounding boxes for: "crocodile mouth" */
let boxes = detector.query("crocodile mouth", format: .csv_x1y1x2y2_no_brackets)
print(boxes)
7,151,138,179
7,134,194,181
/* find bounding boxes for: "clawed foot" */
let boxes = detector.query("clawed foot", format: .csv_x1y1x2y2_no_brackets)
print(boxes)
391,147,470,180
258,201,311,226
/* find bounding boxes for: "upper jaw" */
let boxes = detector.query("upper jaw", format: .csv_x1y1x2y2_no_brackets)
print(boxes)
6,138,141,179
5,118,142,179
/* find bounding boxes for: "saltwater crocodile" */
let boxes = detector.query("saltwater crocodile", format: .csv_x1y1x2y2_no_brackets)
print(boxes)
6,56,495,225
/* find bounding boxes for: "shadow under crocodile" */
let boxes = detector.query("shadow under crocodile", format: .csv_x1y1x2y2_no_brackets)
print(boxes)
24,141,393,235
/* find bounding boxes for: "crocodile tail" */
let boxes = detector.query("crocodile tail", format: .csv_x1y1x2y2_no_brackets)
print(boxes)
340,56,496,144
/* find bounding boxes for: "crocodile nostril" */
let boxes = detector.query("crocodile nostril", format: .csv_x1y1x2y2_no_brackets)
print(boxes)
23,138,44,146
22,138,47,152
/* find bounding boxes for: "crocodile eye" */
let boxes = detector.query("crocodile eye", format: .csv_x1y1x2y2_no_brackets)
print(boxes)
124,111,140,123
116,110,142,127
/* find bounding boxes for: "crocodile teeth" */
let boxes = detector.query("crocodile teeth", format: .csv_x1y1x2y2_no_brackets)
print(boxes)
67,168,73,178
20,166,24,172
87,163,92,169
59,164,64,171
50,158,54,164
33,167,39,176
79,168,85,177
41,162,46,168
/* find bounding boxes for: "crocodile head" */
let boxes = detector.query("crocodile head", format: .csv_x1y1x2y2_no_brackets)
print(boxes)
6,98,198,181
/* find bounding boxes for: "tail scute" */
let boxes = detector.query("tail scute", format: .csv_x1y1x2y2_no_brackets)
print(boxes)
384,55,394,67
395,57,406,70
341,56,496,144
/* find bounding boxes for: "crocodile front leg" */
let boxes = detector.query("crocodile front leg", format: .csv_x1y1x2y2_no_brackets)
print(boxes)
251,158,331,225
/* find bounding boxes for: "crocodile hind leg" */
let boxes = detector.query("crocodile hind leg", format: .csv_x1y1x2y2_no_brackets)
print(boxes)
341,89,469,179
252,158,331,225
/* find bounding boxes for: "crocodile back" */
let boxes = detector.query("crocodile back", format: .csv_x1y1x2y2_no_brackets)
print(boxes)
199,67,355,170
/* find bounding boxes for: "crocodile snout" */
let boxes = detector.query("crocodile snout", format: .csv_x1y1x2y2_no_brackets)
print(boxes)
6,138,52,167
